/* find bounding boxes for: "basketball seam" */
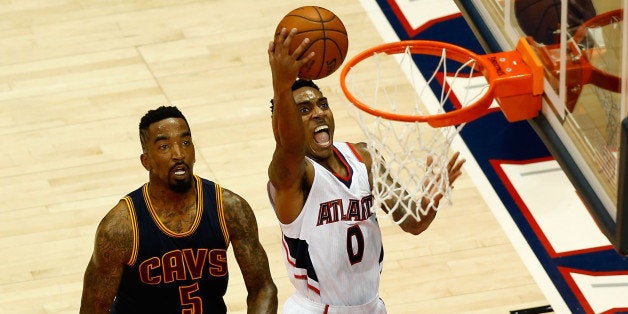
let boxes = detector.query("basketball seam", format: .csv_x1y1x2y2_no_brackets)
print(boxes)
315,6,326,79
294,30,347,35
277,6,348,80
284,14,336,23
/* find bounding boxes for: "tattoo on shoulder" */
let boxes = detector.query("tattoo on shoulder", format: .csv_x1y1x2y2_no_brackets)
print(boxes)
96,202,134,264
220,189,258,239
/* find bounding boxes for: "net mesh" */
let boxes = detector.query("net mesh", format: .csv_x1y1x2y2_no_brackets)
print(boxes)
342,44,490,224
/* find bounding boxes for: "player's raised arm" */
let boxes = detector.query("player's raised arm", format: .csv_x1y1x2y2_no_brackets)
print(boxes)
268,27,310,176
267,28,314,224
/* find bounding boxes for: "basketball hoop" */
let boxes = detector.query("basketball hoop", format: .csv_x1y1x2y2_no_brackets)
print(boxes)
339,38,543,224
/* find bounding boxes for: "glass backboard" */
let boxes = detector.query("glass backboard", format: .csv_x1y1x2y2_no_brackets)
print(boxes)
453,0,628,254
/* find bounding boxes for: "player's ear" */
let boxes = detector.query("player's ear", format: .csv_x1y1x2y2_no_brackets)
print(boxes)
140,153,151,171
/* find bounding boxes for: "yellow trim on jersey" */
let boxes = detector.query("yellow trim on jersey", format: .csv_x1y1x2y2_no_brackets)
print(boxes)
142,176,203,238
123,196,139,266
215,184,230,246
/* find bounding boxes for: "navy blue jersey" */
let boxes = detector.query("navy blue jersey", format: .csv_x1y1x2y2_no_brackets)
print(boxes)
112,175,230,314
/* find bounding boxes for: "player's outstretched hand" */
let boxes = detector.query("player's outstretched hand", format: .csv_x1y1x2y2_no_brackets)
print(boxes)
421,152,465,211
402,152,466,235
268,28,315,89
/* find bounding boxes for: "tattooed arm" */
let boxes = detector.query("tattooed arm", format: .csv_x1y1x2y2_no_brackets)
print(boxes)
80,200,133,314
222,188,278,313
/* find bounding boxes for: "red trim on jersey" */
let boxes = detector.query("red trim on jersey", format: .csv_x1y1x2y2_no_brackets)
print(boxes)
282,236,297,267
324,304,329,314
331,146,352,182
282,236,322,295
291,274,321,294
346,142,364,163
307,283,321,295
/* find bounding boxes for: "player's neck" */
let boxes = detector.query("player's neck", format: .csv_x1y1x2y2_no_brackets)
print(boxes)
147,178,197,212
146,181,199,233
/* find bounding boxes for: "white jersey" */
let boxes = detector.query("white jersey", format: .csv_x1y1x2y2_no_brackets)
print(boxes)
269,142,384,307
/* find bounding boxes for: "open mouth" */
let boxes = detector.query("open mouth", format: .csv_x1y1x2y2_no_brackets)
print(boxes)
171,164,188,177
313,125,331,147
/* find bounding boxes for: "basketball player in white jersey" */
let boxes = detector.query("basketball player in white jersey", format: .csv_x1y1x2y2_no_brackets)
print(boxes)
267,28,465,313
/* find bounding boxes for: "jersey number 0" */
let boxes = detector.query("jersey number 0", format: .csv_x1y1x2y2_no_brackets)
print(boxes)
346,225,365,265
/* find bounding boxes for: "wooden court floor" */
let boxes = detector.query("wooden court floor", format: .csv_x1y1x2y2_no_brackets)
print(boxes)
0,1,549,313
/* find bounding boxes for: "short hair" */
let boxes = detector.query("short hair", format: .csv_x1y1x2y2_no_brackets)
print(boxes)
139,106,189,150
269,79,321,113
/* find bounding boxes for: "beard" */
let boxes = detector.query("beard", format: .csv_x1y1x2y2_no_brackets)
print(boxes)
166,161,194,193
169,176,193,193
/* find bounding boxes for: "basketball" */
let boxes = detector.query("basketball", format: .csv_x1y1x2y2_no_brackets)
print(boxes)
514,0,596,45
275,6,348,80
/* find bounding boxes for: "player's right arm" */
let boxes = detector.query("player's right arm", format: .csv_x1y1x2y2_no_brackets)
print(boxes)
267,27,315,224
80,200,133,314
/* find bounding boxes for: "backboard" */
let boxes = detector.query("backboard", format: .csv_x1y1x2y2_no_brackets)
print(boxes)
453,0,628,254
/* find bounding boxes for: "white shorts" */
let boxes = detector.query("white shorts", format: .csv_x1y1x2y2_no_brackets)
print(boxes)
282,292,387,314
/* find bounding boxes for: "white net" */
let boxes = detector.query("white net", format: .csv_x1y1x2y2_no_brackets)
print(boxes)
342,43,490,224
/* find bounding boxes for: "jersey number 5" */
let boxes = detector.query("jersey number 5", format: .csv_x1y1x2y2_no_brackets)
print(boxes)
346,225,365,265
180,283,201,314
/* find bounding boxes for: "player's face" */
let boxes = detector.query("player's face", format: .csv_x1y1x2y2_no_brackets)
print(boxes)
141,118,195,193
293,86,335,159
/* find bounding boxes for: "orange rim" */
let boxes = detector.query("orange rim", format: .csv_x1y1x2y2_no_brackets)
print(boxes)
340,40,497,127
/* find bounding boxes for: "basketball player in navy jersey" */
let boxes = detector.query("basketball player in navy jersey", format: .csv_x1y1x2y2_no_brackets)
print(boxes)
266,28,465,313
80,106,278,313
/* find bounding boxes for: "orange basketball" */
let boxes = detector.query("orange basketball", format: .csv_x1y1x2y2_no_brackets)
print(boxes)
275,6,348,80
